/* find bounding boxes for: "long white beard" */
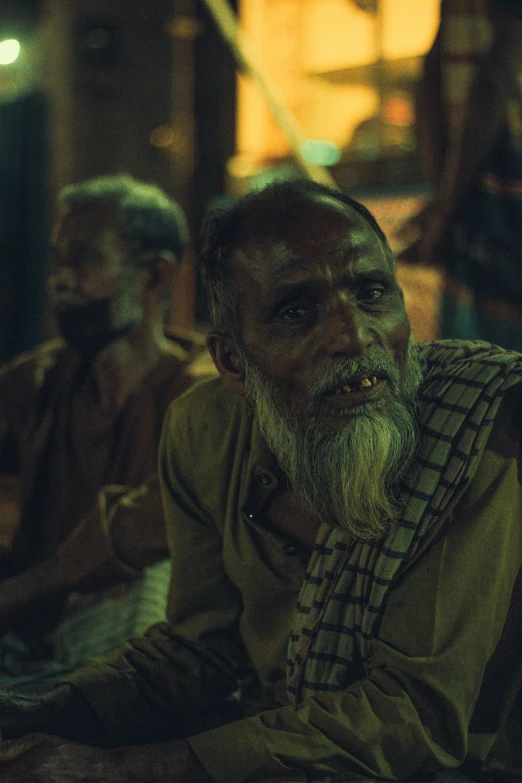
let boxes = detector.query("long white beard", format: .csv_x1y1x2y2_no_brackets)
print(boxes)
243,339,422,540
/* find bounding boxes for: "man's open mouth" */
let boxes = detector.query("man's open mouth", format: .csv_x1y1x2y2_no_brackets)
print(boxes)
326,373,389,397
333,375,379,394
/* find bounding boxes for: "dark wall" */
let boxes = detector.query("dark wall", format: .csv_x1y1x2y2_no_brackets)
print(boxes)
0,92,49,361
62,0,236,235
193,0,237,233
1,0,45,37
69,0,176,197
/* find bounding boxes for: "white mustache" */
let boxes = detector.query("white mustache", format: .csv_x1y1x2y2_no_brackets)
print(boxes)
308,351,401,402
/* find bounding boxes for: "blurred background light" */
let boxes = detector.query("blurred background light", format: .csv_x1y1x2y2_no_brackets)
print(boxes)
0,39,21,65
150,125,176,149
301,139,341,167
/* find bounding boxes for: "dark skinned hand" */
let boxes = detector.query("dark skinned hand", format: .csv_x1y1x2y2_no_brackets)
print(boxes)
0,684,103,744
0,733,216,782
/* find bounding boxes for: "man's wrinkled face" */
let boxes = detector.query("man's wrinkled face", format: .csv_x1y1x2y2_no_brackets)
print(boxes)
232,195,422,538
234,195,412,432
48,200,143,351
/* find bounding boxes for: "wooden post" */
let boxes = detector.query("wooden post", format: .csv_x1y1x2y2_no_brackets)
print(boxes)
201,0,339,189
167,0,199,330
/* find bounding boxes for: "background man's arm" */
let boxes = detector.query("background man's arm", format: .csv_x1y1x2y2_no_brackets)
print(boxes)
0,396,250,758
0,732,213,782
399,1,522,264
0,485,245,778
430,4,522,219
0,475,170,634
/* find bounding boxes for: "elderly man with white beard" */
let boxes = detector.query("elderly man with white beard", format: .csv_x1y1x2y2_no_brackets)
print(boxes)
0,180,520,783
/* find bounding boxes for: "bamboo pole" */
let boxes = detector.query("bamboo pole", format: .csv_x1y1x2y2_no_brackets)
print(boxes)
201,0,339,189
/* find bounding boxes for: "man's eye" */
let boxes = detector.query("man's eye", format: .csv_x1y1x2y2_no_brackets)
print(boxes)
280,305,311,321
359,286,385,301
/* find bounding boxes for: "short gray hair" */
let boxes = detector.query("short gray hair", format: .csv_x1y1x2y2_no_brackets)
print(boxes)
58,173,189,264
198,180,395,342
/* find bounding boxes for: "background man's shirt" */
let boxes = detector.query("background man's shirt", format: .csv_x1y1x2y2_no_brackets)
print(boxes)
0,330,205,651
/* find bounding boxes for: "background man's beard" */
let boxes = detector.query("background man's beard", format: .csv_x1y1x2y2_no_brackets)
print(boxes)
55,275,143,356
243,339,422,540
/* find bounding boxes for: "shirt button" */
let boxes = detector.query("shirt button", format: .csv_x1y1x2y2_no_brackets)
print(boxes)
283,543,298,556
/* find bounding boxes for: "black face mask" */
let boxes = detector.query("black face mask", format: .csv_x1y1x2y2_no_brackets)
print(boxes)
55,299,133,355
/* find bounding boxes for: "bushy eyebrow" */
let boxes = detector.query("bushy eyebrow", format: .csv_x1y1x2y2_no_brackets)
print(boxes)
273,268,395,297
265,268,397,315
270,280,317,306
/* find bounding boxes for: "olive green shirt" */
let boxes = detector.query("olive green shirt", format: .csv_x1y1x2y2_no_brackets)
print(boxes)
69,352,522,782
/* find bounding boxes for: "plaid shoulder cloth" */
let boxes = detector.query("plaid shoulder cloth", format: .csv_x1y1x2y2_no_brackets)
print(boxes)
287,340,522,704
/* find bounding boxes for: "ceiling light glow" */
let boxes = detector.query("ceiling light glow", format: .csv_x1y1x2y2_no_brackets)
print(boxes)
0,39,21,65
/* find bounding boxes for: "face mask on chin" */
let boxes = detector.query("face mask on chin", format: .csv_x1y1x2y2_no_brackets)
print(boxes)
55,298,140,356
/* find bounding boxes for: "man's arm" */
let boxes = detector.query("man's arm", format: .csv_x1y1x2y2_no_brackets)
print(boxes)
0,681,211,783
0,684,102,744
427,4,522,229
0,475,171,635
0,732,213,783
399,1,522,265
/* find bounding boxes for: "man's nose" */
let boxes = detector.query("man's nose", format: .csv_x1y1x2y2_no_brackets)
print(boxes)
325,298,374,358
48,263,78,291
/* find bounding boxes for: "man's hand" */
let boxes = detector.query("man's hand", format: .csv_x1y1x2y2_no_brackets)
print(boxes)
0,559,67,636
0,684,104,745
0,734,215,782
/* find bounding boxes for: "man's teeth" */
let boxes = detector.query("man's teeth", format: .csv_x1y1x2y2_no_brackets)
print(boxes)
334,376,378,394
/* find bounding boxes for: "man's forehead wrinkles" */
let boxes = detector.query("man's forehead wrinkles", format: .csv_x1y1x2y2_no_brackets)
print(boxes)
236,225,377,280
234,244,315,289
282,225,371,257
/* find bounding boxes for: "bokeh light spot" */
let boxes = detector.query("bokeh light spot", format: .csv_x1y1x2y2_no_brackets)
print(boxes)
150,125,176,148
0,40,21,66
301,140,341,167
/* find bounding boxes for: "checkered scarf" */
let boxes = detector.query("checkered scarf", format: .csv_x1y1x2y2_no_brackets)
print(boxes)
287,341,522,704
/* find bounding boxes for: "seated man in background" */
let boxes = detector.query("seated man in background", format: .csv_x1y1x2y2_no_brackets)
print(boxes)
0,173,206,674
0,180,520,782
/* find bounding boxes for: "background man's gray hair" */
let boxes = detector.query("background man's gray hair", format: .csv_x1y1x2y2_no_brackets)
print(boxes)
58,173,190,264
198,179,395,342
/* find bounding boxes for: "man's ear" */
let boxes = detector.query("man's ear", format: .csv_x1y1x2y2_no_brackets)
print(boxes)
141,252,178,301
206,331,246,395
